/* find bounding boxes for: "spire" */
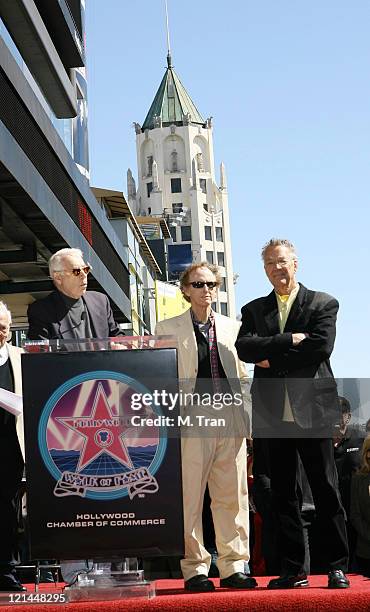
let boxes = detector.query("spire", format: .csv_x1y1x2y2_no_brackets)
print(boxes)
142,1,204,130
127,168,136,198
152,159,159,191
220,162,227,191
165,0,172,68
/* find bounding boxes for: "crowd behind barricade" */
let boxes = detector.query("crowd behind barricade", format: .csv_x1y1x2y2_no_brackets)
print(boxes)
1,242,370,593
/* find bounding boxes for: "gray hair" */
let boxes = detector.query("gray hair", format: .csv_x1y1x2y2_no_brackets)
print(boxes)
49,248,84,277
179,261,222,304
0,301,11,324
261,238,297,262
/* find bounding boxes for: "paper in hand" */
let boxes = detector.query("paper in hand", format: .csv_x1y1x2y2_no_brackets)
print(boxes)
0,387,23,416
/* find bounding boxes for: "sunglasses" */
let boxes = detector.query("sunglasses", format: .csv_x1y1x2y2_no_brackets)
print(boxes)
189,281,218,289
59,265,92,277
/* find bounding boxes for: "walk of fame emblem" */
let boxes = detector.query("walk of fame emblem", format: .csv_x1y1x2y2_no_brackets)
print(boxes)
38,371,167,501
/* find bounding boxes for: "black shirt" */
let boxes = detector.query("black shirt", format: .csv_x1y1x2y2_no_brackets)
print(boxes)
60,293,93,339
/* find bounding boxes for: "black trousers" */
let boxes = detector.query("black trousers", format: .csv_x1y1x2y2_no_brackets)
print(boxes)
266,437,348,575
356,556,370,578
0,434,23,574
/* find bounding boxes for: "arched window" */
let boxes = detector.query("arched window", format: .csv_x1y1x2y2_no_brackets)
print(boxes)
171,150,178,172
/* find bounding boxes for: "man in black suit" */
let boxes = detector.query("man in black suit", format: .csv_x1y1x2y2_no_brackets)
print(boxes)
235,238,349,589
334,396,364,568
27,248,120,340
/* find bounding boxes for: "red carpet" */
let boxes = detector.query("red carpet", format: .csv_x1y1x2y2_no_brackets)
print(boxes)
0,575,369,611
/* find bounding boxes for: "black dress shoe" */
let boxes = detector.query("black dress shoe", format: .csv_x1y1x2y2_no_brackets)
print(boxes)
185,574,215,592
328,570,350,589
220,572,258,589
268,572,309,589
0,577,27,592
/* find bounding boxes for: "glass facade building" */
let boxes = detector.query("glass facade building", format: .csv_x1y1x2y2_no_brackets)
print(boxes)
0,1,131,328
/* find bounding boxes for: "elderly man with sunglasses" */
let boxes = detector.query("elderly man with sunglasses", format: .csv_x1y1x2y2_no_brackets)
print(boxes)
26,248,120,582
27,248,119,341
155,262,255,592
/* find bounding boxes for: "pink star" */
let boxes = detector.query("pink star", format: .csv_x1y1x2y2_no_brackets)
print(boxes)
58,383,134,471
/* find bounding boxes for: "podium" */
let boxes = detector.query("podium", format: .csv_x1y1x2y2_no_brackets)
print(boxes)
21,337,184,598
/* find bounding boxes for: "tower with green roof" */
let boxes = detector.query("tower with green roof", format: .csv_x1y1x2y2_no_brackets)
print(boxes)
142,54,205,131
127,53,235,318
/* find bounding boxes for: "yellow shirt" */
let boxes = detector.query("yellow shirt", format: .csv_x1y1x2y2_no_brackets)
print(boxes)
275,284,300,422
275,284,300,333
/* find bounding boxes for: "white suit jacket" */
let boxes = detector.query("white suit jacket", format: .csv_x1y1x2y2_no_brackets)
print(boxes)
7,343,25,459
155,309,251,423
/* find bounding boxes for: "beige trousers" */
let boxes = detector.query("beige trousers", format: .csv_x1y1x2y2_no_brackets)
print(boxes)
180,429,249,581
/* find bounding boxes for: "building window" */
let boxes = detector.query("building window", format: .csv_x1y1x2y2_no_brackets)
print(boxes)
196,152,205,171
217,252,225,267
181,226,192,241
200,178,207,193
205,226,212,241
212,302,217,312
203,203,208,211
172,203,183,214
169,225,177,242
147,182,153,197
219,277,226,292
171,150,178,172
217,251,225,268
216,227,223,242
171,178,182,193
147,155,153,176
220,302,228,316
206,251,214,264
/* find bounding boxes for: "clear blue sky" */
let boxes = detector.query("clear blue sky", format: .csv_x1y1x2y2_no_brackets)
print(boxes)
85,1,370,378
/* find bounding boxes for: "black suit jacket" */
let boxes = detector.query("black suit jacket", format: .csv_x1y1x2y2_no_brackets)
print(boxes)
235,284,340,431
27,290,120,340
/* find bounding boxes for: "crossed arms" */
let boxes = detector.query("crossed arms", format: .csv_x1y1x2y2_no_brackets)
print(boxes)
235,296,338,373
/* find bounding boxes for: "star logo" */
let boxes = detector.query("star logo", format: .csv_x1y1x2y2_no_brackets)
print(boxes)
57,383,134,472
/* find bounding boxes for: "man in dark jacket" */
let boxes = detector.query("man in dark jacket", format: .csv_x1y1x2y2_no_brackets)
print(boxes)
27,248,120,340
334,396,364,568
27,247,120,582
235,238,349,589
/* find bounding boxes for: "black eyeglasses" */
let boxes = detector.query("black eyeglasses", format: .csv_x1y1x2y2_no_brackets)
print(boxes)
189,281,218,289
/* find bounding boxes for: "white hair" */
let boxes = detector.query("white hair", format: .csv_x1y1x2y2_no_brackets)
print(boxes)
49,248,84,277
0,301,11,324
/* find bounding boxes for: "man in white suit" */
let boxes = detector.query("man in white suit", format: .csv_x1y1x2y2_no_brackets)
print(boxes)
0,301,25,592
155,263,255,592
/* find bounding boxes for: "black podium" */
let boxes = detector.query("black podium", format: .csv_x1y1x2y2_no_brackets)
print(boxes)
21,337,184,562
